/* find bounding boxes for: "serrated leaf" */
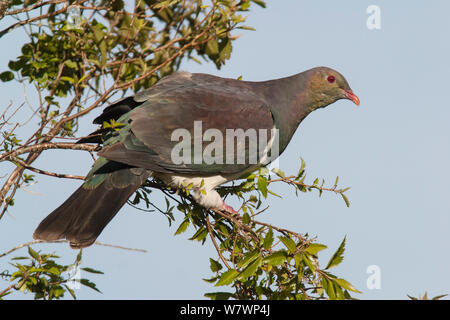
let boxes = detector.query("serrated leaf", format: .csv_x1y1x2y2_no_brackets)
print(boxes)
215,269,239,286
271,168,285,178
321,277,336,300
305,243,328,255
81,267,104,274
209,258,223,273
257,176,268,198
263,227,274,250
242,212,251,224
237,250,260,269
279,236,296,253
302,253,316,273
189,226,208,242
64,284,77,300
333,281,346,300
78,278,101,293
239,257,262,280
263,250,287,266
335,278,362,293
27,246,40,261
174,219,190,235
251,0,266,8
326,237,346,269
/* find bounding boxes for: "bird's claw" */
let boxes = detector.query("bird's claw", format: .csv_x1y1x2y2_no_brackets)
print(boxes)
222,201,238,215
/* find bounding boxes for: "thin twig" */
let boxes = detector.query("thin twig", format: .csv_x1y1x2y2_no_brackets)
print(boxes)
0,240,147,258
10,157,85,180
206,213,231,270
0,142,98,162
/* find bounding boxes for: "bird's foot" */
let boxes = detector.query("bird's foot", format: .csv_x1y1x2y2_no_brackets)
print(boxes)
222,200,238,215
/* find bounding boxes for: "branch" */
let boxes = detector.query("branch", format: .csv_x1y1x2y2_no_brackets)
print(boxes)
206,213,231,269
10,157,86,180
0,0,10,19
267,175,350,195
0,240,147,258
4,0,65,16
0,142,98,162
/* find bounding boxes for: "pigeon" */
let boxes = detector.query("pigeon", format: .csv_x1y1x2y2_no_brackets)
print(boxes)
33,66,360,248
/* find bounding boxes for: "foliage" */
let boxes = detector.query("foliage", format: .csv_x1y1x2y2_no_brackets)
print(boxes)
141,161,358,300
0,0,361,300
0,246,101,299
407,292,447,300
0,0,262,216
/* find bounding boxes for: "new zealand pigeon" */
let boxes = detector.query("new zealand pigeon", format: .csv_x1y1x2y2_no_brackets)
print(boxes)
33,66,360,248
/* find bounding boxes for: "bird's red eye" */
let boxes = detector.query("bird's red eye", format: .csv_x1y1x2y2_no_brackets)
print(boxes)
327,75,335,83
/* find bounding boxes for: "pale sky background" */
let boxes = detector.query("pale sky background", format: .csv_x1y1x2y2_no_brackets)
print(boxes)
1,1,450,300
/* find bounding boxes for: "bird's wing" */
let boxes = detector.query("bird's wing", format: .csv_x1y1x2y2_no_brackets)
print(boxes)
98,73,275,175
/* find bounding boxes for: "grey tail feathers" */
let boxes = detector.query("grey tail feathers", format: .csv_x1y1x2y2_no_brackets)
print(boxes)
33,168,148,249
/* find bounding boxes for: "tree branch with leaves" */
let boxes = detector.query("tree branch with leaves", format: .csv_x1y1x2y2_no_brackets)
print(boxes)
0,0,360,300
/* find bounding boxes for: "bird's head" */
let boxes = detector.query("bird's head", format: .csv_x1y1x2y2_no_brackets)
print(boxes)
304,67,360,111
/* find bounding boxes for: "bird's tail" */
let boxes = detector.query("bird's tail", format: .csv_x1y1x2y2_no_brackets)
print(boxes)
33,159,148,248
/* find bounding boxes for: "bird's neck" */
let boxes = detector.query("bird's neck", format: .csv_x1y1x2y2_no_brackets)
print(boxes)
251,72,316,152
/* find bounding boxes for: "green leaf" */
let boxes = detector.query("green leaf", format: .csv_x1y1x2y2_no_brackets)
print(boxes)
432,294,448,300
78,278,101,293
189,227,208,242
0,71,14,82
279,236,296,253
302,253,316,273
242,212,251,224
326,237,346,269
205,39,219,57
340,193,351,207
239,256,262,280
174,219,190,235
11,256,29,260
27,246,40,261
263,227,274,250
321,277,336,299
209,258,222,273
64,284,77,300
81,267,104,274
238,25,256,31
334,176,339,189
263,250,287,266
204,292,233,300
305,243,327,255
296,157,306,179
237,250,260,269
335,278,362,293
271,168,285,178
76,250,82,264
257,176,268,198
64,60,78,69
251,0,266,8
215,269,239,286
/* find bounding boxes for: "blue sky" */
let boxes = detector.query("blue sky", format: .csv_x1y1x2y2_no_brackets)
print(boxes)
1,1,450,299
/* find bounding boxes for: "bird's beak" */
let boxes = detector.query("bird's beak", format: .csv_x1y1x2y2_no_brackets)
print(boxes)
344,89,360,106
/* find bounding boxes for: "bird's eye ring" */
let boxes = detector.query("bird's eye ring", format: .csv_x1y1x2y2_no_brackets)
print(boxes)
327,75,335,83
